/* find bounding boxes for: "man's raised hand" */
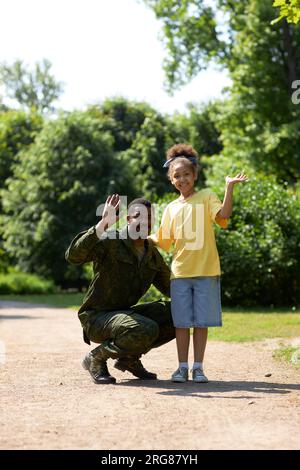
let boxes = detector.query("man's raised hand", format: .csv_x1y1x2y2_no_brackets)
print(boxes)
101,194,121,229
95,194,121,238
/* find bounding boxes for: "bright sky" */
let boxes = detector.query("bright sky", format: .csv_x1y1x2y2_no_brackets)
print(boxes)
1,0,231,114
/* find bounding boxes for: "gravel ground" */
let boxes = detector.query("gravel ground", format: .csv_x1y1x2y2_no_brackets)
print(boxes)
1,301,300,450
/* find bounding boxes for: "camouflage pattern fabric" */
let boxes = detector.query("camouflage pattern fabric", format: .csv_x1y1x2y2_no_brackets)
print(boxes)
80,299,175,358
65,225,175,352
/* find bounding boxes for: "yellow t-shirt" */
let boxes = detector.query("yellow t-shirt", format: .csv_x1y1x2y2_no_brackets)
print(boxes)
149,189,228,279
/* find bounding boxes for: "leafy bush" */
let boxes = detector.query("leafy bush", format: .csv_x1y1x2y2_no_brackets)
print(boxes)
0,268,55,295
154,168,300,307
205,156,300,306
0,109,42,187
0,110,135,286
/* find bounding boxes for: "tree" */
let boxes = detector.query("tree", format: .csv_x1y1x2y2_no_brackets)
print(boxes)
0,59,64,114
143,0,299,95
169,101,222,157
273,0,300,24
88,98,177,198
0,96,225,285
120,111,173,199
88,98,221,199
144,0,300,182
0,110,135,286
215,1,300,182
143,0,229,92
0,109,42,188
0,110,43,272
88,97,157,152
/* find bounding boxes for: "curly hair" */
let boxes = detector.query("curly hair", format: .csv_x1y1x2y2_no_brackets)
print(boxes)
166,143,199,161
166,143,199,179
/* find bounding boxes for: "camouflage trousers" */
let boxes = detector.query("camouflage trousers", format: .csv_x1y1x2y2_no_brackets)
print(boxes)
78,300,175,359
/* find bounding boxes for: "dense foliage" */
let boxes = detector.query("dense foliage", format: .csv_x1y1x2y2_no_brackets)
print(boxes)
0,2,299,306
273,0,300,24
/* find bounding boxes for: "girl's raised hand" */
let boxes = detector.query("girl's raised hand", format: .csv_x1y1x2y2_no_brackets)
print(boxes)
225,173,248,186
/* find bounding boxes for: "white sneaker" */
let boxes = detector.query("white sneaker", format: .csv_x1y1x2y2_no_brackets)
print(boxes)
171,367,189,382
192,368,208,383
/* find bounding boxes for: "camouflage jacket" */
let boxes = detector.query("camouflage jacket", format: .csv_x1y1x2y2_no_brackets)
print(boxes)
65,225,171,317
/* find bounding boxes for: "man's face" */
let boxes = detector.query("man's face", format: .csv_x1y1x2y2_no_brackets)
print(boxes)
127,205,154,239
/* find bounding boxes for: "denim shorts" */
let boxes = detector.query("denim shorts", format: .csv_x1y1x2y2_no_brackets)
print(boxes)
170,276,222,328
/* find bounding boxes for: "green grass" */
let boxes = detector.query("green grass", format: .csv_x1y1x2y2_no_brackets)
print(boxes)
1,294,300,343
0,293,85,310
209,311,300,342
273,346,300,366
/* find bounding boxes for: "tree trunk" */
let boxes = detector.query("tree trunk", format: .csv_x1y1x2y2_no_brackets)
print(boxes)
282,20,298,94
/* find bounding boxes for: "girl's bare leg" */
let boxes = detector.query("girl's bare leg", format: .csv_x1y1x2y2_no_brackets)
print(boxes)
175,328,190,362
193,327,208,363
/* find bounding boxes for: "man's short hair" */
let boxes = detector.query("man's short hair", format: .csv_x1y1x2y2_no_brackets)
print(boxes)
128,198,152,211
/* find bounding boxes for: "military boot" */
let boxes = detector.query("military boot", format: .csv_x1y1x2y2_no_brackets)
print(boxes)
82,345,116,384
114,357,157,380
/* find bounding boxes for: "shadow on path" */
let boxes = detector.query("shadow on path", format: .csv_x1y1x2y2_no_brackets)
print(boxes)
116,379,300,398
0,301,58,310
0,314,42,320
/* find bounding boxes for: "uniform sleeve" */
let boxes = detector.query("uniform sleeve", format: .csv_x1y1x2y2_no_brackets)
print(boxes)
65,225,107,265
148,206,173,252
152,250,171,298
208,192,229,229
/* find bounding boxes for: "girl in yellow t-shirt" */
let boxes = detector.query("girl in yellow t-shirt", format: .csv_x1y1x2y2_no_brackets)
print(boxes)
149,143,247,383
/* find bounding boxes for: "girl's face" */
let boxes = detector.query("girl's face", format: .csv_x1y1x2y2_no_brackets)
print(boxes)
170,162,197,196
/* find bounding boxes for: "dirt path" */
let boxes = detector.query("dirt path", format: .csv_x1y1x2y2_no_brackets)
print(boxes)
1,301,300,450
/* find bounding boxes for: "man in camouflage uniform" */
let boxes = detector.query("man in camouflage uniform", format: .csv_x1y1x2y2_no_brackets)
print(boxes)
65,194,175,384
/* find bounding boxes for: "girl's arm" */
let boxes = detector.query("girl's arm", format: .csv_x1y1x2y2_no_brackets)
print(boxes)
148,225,173,252
218,173,248,219
148,206,173,251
